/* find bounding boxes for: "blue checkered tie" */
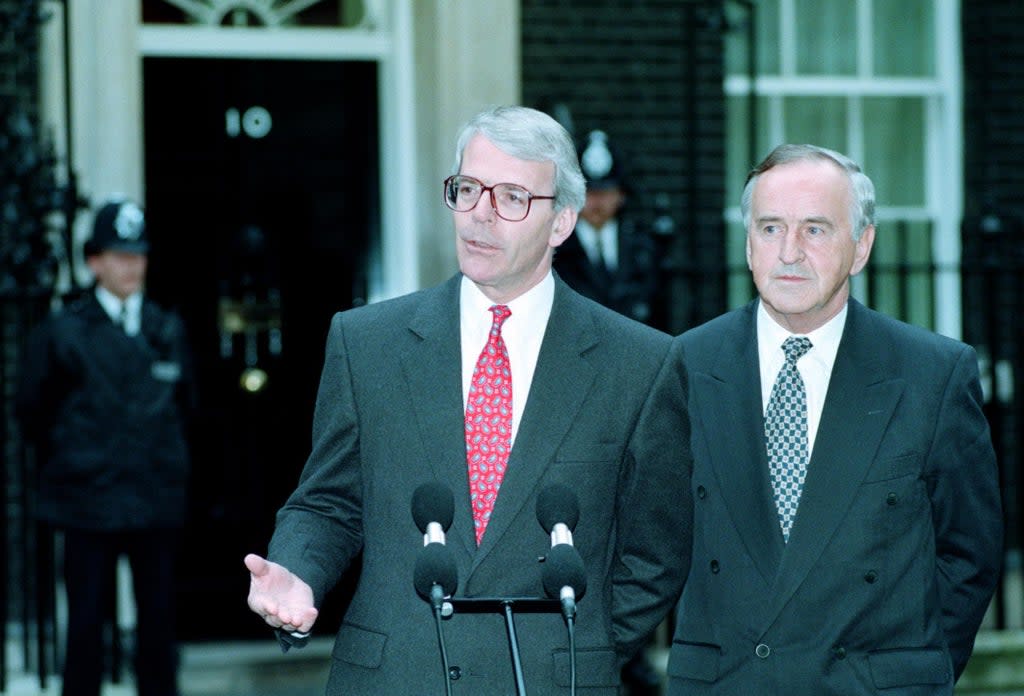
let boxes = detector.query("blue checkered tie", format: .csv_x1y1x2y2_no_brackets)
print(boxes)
765,336,813,542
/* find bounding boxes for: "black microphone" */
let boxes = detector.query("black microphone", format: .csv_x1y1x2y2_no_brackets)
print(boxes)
536,483,579,547
542,541,587,620
414,541,459,609
412,481,455,545
537,485,586,620
412,483,459,696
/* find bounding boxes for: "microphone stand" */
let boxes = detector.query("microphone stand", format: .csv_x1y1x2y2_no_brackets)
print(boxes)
502,601,527,696
446,597,560,696
566,612,577,696
274,628,310,653
556,588,580,696
430,585,454,696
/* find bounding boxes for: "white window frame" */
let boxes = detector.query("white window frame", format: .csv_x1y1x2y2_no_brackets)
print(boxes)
723,0,963,339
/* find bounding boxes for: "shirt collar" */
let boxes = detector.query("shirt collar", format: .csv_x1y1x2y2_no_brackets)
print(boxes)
574,218,618,260
95,285,142,325
459,271,555,327
756,299,847,363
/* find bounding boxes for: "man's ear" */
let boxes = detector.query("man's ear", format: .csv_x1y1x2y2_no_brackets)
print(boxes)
549,206,577,249
850,224,875,276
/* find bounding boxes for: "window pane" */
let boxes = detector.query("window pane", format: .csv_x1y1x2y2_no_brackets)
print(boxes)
783,96,848,152
726,221,756,310
794,0,857,75
863,97,925,206
864,220,934,329
725,0,779,75
872,0,934,76
726,96,773,211
726,96,750,211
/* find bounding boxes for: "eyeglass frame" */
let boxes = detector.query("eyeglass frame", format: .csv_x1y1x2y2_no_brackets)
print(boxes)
443,175,557,222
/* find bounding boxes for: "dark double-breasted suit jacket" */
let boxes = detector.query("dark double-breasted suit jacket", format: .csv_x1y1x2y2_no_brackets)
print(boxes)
665,298,1003,695
268,273,693,695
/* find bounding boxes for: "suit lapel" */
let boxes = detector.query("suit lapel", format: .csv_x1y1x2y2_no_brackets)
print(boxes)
470,280,599,567
399,276,478,556
757,300,904,630
697,304,785,583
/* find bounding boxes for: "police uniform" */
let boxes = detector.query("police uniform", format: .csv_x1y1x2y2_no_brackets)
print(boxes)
554,129,659,325
16,198,195,696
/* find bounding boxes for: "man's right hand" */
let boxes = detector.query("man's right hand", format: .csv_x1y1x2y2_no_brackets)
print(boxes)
244,553,319,635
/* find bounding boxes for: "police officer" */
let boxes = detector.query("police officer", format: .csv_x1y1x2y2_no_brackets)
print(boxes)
16,197,196,696
554,129,659,326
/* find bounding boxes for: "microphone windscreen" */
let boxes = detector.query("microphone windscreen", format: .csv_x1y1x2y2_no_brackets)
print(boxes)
412,481,455,533
413,542,459,600
536,484,580,533
541,543,587,601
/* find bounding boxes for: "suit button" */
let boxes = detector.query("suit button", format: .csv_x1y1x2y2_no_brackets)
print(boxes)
755,643,770,658
886,492,898,505
864,570,878,583
448,666,462,680
710,559,720,574
697,485,707,499
833,645,847,659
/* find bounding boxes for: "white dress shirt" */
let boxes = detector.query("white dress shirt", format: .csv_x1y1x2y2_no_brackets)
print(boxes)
460,273,554,446
96,285,143,337
574,218,619,271
756,301,847,458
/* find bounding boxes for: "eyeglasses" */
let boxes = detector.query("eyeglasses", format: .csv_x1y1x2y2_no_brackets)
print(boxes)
443,175,556,222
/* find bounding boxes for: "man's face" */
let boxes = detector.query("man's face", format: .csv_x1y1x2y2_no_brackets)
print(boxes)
454,134,576,304
745,158,874,334
580,186,625,229
87,250,148,299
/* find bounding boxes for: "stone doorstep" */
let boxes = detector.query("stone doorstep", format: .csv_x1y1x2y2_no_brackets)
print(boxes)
0,638,335,696
955,630,1024,692
5,631,1021,694
177,636,333,689
180,635,334,669
176,634,1022,690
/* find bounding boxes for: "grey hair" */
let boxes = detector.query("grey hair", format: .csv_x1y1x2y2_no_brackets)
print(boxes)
740,143,876,240
451,105,586,214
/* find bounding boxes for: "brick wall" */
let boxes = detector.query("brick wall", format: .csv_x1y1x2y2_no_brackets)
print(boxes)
521,0,727,333
961,0,1024,622
962,1,1024,222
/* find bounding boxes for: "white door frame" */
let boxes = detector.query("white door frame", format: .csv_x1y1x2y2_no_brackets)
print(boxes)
42,0,419,300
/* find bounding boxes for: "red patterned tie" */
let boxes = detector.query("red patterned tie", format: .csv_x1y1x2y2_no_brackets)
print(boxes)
465,305,513,544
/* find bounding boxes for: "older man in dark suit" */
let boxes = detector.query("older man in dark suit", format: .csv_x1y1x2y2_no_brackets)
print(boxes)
245,105,692,695
665,143,1003,695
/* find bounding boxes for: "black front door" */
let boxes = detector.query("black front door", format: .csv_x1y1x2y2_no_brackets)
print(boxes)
143,57,378,639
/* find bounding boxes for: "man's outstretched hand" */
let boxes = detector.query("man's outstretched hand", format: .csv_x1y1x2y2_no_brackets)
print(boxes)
245,553,319,635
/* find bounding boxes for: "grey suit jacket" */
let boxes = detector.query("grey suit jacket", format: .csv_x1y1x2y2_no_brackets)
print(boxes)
268,273,693,695
666,298,1003,695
